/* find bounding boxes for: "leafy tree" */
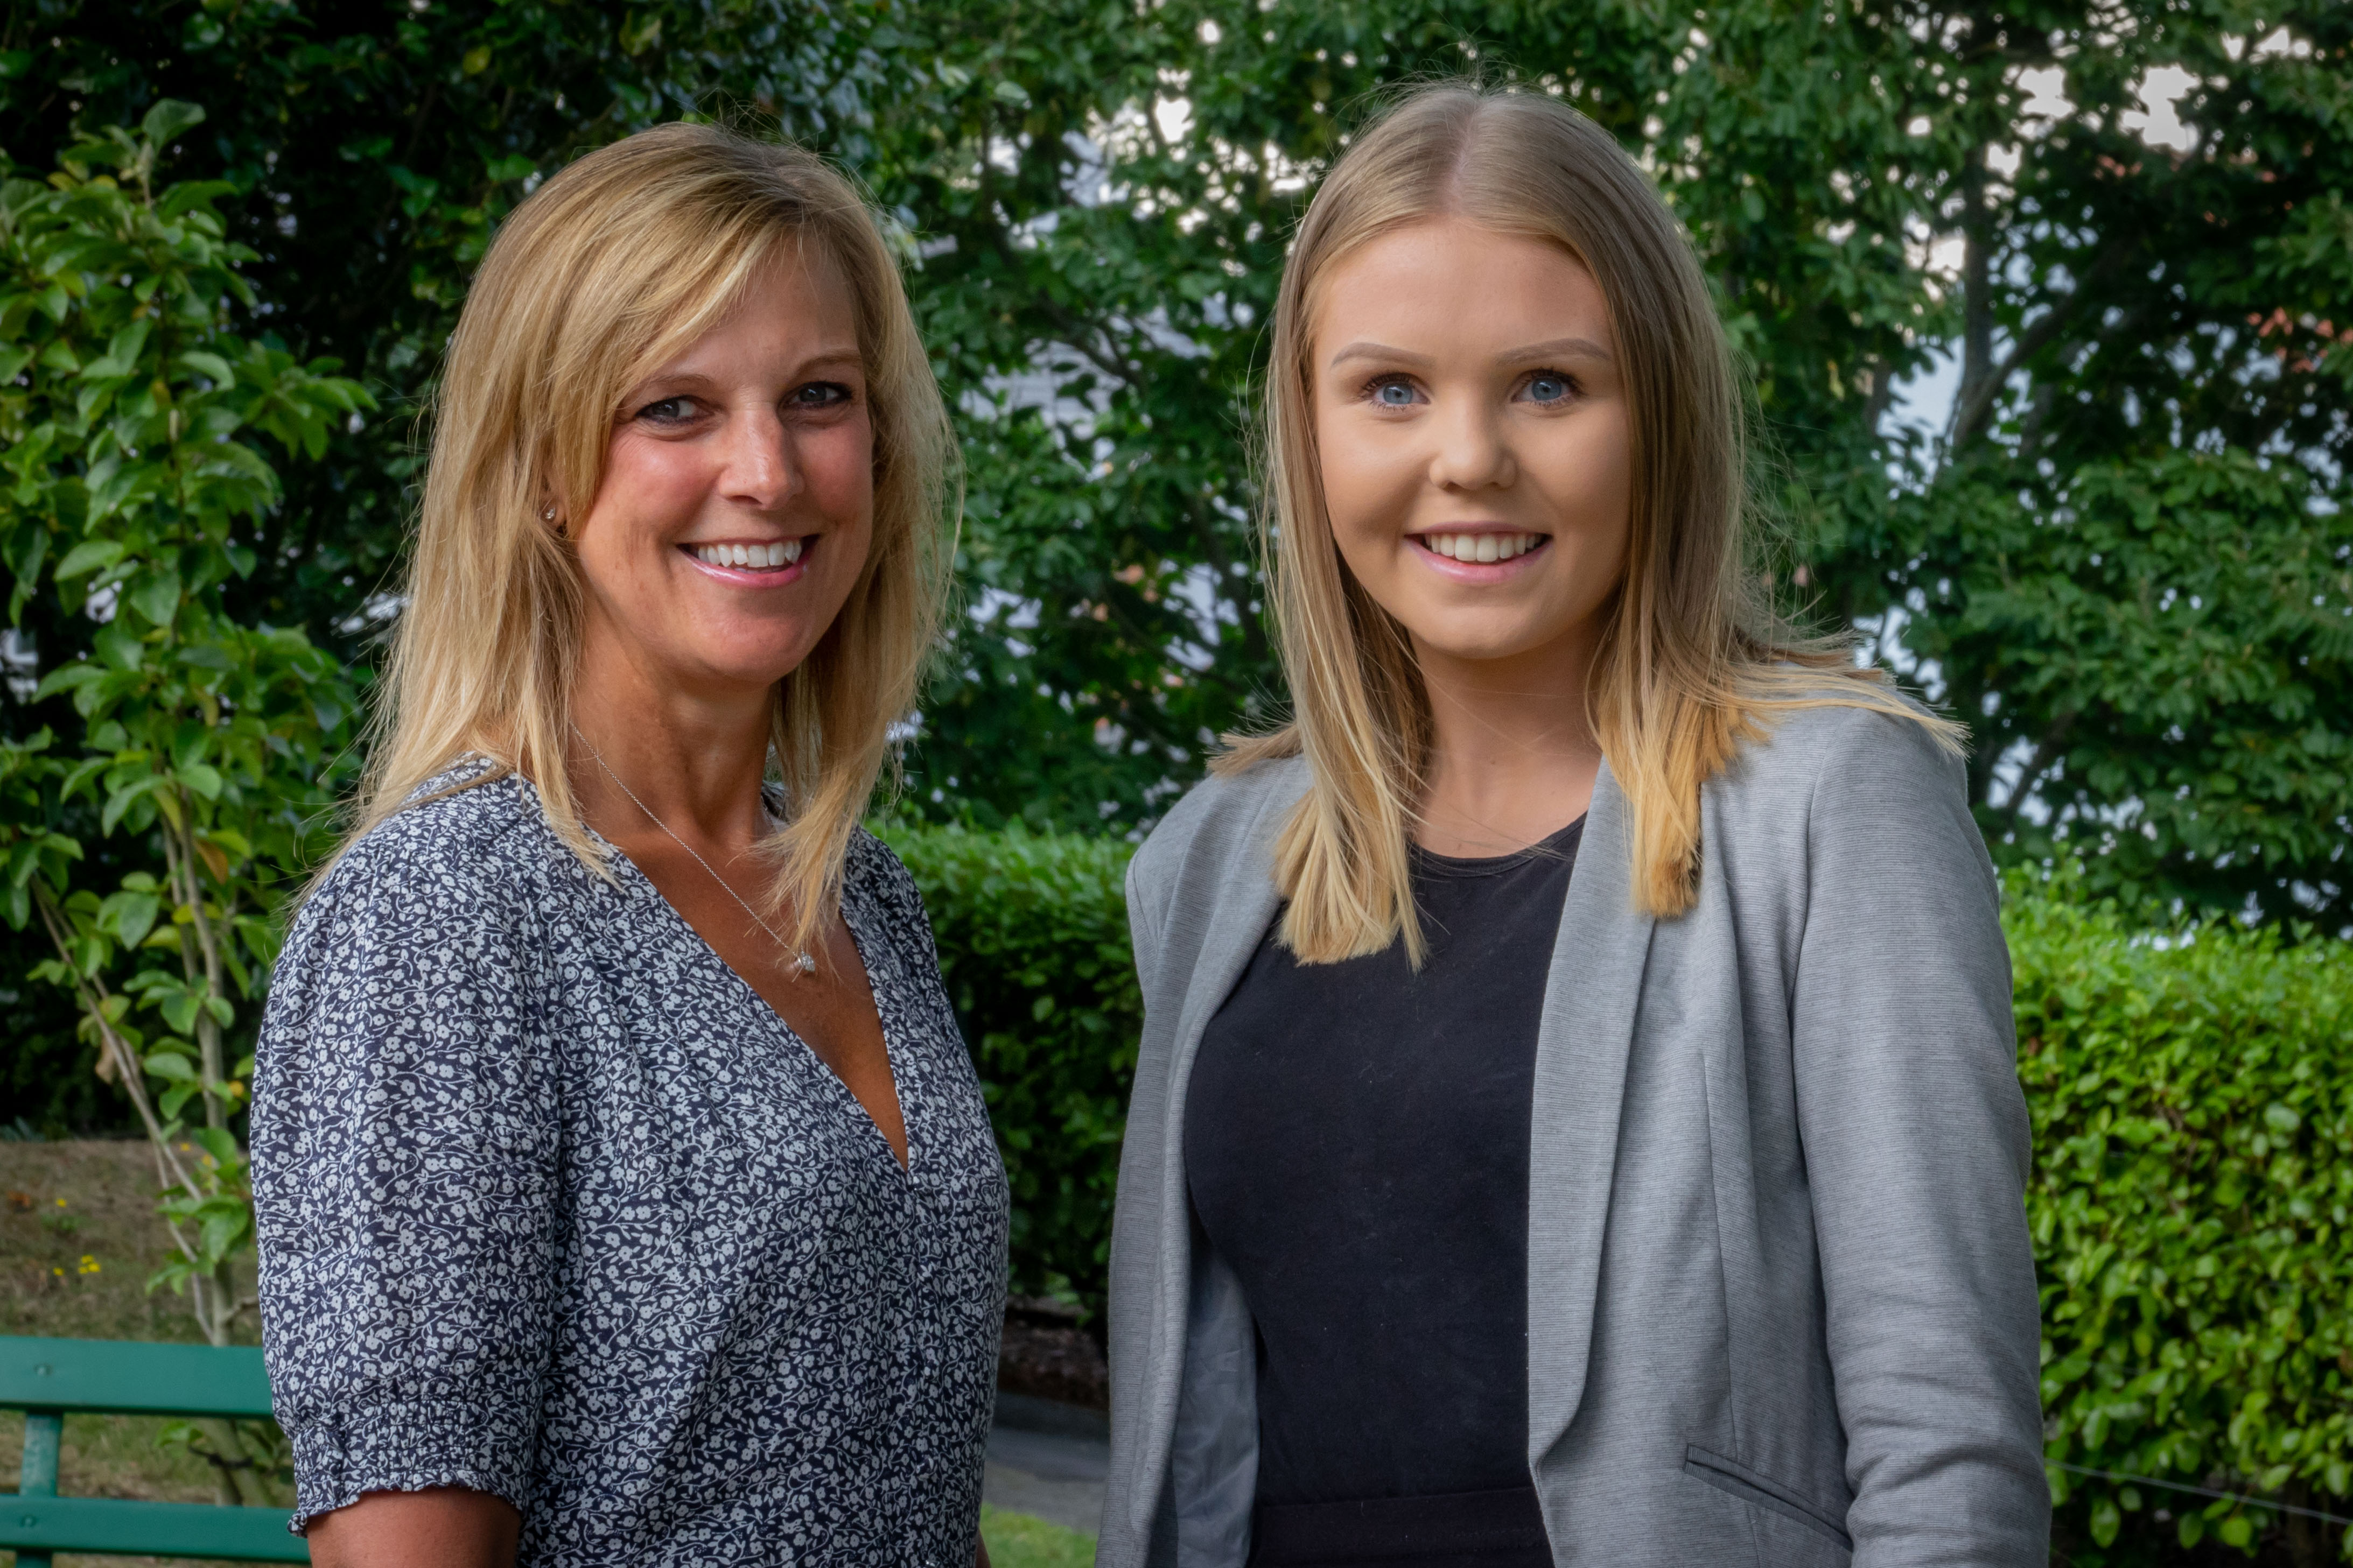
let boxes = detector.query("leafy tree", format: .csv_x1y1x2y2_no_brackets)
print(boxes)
0,0,905,650
0,0,937,1127
868,0,2351,927
3,0,2345,931
0,103,366,1384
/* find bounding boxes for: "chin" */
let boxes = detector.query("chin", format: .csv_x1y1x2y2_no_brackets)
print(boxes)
1411,623,1561,665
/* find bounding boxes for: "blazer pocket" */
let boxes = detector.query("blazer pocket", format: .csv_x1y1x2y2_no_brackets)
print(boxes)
1683,1444,1853,1551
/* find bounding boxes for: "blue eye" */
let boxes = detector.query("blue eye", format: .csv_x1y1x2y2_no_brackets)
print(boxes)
792,382,852,409
1374,380,1417,406
1525,374,1573,405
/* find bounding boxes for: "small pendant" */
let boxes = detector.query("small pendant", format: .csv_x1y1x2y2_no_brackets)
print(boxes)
791,950,816,978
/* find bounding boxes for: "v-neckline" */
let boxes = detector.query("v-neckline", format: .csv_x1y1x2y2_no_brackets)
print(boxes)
589,822,917,1179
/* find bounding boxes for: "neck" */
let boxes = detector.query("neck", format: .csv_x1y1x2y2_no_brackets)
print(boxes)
1412,619,1605,857
568,632,775,846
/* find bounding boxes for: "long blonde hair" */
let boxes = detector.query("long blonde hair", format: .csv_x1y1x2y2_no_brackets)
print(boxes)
1223,85,1957,962
340,122,955,954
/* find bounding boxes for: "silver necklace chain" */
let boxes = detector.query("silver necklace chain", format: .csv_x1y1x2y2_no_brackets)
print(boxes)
573,726,816,979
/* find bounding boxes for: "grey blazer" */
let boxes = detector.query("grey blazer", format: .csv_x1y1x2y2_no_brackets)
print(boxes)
1097,704,2048,1567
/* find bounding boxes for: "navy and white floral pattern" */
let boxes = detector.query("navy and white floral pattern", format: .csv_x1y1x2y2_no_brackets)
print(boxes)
253,768,1010,1565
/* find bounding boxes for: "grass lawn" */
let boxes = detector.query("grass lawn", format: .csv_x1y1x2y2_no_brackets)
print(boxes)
982,1503,1097,1568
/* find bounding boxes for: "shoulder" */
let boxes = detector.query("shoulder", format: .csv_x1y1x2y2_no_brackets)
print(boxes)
1715,687,1967,816
1707,687,1991,905
845,825,927,923
1130,752,1309,906
289,771,559,961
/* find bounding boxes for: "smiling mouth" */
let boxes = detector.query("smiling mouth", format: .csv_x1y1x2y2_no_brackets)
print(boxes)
1413,530,1550,565
686,538,806,572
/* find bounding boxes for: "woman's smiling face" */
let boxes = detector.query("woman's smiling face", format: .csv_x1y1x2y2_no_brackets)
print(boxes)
570,250,874,699
1312,216,1632,668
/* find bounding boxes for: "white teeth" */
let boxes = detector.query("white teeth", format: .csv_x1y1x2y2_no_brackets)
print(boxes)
1421,532,1545,562
694,540,806,569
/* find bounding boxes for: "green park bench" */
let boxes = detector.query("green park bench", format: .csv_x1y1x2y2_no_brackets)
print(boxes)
0,1335,305,1563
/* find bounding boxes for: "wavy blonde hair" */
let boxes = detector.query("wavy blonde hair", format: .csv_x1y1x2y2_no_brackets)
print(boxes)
338,121,955,954
1222,85,1957,962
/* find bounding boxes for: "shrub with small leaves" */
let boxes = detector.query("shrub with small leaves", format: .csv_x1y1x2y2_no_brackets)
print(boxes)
0,102,368,1366
880,819,1140,1324
2015,878,2353,1562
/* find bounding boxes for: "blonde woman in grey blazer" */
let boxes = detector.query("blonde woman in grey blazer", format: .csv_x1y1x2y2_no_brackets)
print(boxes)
1097,87,2046,1568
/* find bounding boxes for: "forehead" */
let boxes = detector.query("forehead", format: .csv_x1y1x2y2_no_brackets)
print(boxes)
640,238,863,380
1312,218,1612,354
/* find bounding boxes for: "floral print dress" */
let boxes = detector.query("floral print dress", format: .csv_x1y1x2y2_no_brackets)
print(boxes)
252,769,1010,1565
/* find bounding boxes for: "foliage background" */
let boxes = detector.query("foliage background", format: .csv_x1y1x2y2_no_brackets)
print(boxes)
3,0,2345,922
3,0,2350,1558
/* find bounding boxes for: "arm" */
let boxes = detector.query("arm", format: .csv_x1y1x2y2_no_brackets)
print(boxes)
305,1488,520,1568
1789,714,2048,1565
252,823,563,1537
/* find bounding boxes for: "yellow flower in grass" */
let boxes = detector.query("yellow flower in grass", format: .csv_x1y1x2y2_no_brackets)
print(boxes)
76,1255,99,1275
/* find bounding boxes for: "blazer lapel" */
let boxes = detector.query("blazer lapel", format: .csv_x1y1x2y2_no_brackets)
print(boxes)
1527,758,1656,1465
1130,765,1302,1543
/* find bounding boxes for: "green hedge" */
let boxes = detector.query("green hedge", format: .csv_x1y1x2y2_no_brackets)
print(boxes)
882,821,1142,1324
893,826,2353,1556
2015,888,2353,1562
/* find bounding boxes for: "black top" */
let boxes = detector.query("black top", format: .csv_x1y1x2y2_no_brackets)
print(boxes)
1183,815,1584,1511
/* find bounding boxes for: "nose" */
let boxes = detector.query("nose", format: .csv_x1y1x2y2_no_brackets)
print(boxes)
716,403,800,514
1425,398,1517,494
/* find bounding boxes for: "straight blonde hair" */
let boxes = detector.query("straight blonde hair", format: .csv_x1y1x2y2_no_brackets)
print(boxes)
1223,85,1958,963
337,122,955,955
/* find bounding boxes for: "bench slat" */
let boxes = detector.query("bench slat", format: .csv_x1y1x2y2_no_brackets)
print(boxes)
0,1494,305,1560
0,1337,273,1418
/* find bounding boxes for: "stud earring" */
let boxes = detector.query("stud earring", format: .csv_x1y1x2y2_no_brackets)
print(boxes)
541,505,558,522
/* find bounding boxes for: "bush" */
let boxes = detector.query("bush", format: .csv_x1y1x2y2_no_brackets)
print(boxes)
881,821,1139,1325
2013,885,2353,1562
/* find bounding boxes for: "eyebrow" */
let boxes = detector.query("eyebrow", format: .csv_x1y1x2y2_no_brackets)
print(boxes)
626,348,865,395
1325,336,1615,370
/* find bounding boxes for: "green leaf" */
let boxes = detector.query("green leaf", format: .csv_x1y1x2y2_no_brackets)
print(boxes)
197,1205,248,1263
140,99,206,146
31,664,103,702
176,350,234,386
190,1127,240,1171
80,319,152,381
53,539,125,580
143,1050,195,1082
2089,1496,2121,1548
176,762,222,800
99,775,164,834
106,890,160,948
125,568,184,629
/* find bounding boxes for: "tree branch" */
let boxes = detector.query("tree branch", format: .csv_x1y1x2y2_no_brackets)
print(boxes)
1951,237,2138,450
